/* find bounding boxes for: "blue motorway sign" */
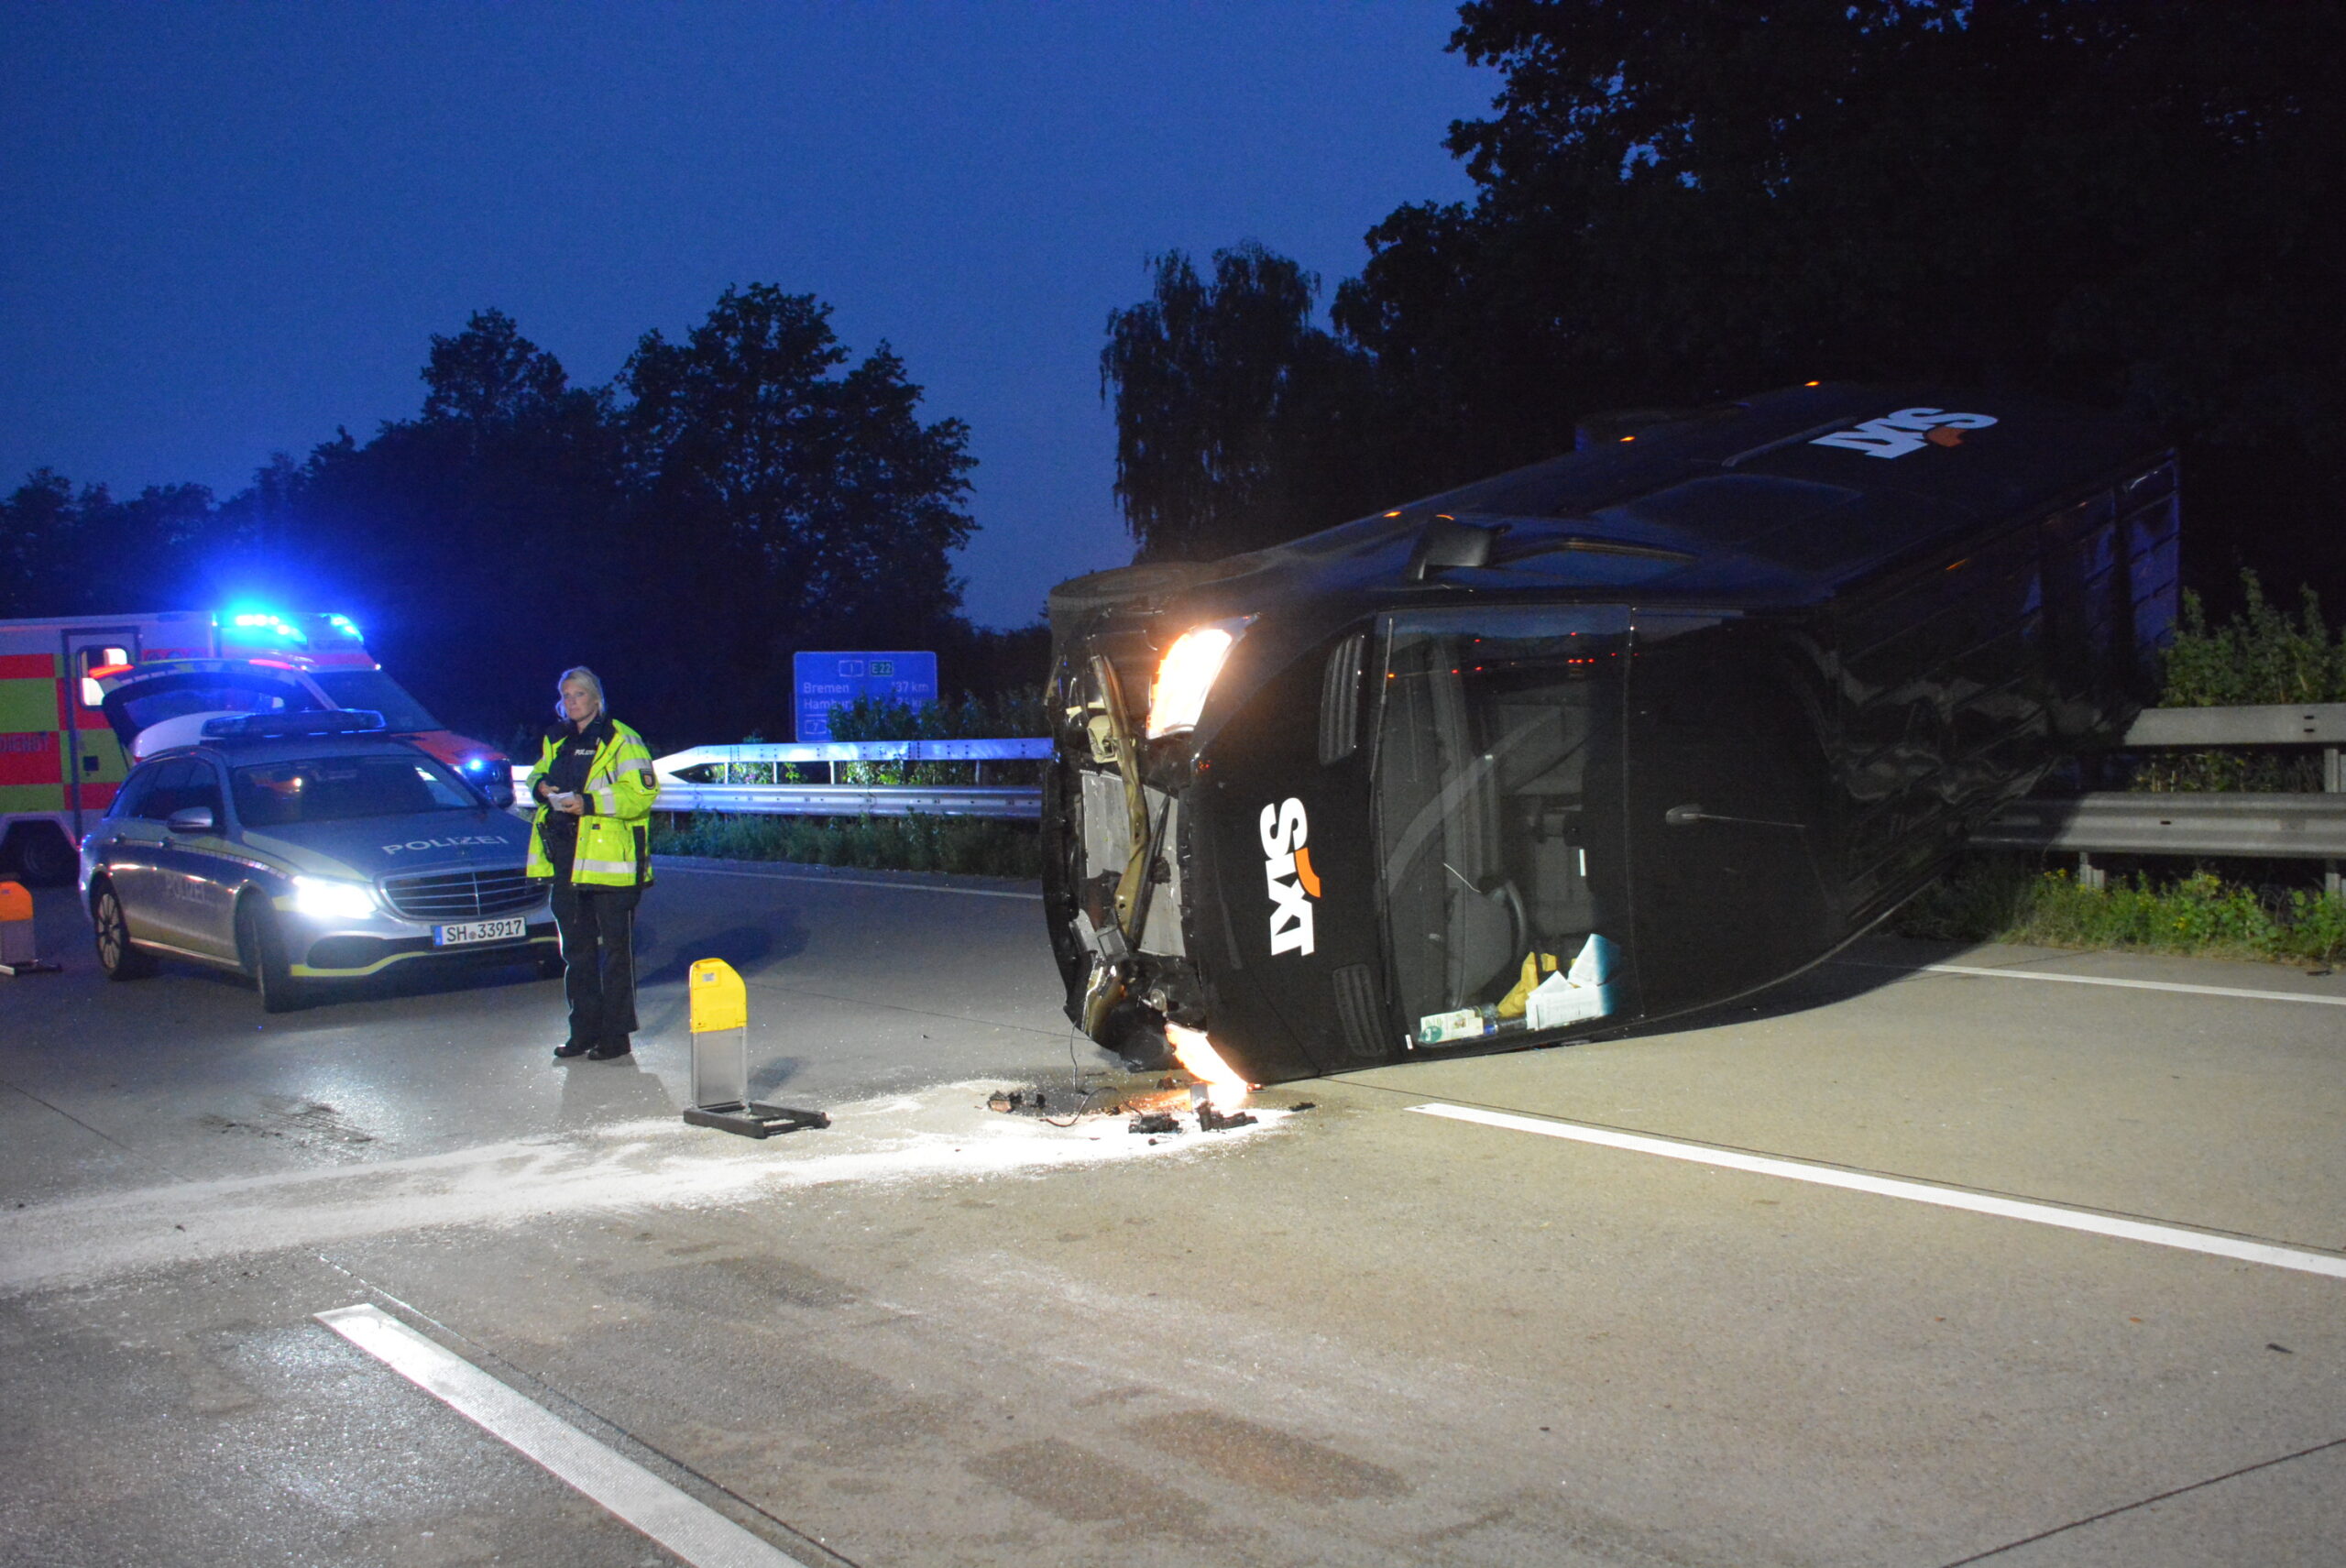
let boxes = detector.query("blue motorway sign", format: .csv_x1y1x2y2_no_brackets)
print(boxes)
793,651,939,741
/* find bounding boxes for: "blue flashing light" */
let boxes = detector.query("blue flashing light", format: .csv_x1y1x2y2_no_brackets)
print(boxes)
327,614,363,641
223,608,308,645
460,755,489,773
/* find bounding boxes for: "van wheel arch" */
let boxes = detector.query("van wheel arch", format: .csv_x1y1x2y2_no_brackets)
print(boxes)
235,890,310,1013
5,822,77,886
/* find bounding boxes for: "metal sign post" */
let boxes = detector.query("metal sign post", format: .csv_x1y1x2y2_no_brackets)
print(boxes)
681,958,828,1139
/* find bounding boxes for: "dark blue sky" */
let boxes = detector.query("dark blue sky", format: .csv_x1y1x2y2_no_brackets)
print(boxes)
1,3,1491,627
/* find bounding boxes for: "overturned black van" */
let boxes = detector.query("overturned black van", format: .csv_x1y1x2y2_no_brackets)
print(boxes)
1043,383,2178,1088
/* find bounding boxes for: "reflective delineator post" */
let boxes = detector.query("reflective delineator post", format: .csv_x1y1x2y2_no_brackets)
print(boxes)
681,957,828,1139
0,882,59,977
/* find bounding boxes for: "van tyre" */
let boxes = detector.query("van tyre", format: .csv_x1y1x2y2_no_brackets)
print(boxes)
236,896,309,1014
92,882,159,980
12,825,75,887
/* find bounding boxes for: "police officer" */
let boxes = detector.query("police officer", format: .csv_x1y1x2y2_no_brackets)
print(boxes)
526,667,657,1060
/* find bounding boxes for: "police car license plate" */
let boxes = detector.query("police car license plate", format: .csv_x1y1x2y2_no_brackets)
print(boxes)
435,916,527,947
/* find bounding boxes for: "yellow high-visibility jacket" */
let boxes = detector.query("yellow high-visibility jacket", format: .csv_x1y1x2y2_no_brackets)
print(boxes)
523,718,658,887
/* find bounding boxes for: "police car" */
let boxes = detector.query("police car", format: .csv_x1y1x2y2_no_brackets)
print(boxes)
1044,383,2179,1089
80,709,555,1011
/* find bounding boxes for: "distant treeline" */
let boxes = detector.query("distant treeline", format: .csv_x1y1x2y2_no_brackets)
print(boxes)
1102,2,2346,620
1,290,1046,751
13,3,2338,752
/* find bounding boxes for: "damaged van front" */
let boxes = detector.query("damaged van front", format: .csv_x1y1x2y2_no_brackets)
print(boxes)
1043,383,2176,1091
1046,560,1646,1090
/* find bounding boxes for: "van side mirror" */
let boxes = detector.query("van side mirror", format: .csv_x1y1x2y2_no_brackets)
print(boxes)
1406,516,1500,581
166,806,215,834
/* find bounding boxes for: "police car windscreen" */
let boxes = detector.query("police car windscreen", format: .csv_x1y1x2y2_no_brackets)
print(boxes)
310,670,442,732
1374,614,1628,1042
234,755,477,827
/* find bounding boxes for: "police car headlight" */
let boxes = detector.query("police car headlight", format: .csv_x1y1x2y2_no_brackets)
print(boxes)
293,876,377,919
1146,624,1242,740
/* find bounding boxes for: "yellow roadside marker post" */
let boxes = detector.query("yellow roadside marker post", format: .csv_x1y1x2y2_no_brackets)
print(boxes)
681,957,829,1139
0,882,60,976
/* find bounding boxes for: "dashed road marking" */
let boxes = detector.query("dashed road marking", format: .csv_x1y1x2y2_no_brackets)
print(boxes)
317,1304,815,1568
1409,1103,2346,1280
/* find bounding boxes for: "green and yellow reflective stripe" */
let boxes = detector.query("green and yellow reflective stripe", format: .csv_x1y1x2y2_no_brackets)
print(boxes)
572,855,639,878
0,782,66,812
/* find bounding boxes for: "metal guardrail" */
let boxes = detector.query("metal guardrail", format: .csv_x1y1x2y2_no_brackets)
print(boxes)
2120,703,2346,752
503,712,2346,885
1978,703,2346,894
510,740,1048,820
649,782,1040,819
656,739,1053,769
1973,794,2346,859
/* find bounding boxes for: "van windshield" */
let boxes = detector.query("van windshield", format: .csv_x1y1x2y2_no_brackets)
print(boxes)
1373,610,1630,1048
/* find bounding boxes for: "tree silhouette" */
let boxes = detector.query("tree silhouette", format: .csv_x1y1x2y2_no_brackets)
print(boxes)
1101,245,1387,562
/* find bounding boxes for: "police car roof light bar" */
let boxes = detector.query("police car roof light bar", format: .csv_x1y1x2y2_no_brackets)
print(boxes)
199,708,389,740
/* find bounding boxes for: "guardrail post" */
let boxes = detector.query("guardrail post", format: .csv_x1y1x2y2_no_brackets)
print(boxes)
2076,851,2105,891
2329,746,2342,902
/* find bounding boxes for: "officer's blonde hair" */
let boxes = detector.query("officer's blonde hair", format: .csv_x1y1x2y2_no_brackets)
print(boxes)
555,666,606,718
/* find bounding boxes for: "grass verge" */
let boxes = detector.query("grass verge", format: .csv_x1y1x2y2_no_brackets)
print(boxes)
1897,859,2346,964
649,811,1043,879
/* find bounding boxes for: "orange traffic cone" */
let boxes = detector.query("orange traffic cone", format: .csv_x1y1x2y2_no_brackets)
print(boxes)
0,880,60,975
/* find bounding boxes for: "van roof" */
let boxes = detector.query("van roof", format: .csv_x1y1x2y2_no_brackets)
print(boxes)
1396,382,2167,593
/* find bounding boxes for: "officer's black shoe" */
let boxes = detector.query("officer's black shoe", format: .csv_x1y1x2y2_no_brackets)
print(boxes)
585,1039,632,1061
554,1040,593,1059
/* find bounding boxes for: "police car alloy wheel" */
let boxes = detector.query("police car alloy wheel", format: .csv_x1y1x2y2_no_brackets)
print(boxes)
92,882,159,981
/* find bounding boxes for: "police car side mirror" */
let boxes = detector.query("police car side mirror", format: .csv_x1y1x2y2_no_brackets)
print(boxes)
483,782,517,810
166,806,215,834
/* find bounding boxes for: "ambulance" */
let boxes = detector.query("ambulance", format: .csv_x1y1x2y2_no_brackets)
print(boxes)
0,609,507,883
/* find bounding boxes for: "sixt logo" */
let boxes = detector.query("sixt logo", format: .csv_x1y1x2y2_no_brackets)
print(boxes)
1809,407,1998,459
1259,797,1320,957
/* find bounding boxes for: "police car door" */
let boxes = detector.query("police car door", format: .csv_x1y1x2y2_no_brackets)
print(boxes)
105,758,191,948
157,756,240,959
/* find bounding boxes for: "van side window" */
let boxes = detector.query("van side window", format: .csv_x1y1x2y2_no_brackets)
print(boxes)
77,646,131,708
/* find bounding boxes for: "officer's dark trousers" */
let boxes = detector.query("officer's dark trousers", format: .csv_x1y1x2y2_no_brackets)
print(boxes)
550,872,641,1049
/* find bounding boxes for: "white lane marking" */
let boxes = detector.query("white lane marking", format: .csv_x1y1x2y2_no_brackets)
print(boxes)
317,1305,813,1568
658,862,1042,901
1841,959,2346,1007
1409,1103,2346,1280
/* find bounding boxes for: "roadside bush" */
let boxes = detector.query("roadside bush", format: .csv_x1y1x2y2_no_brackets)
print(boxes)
650,811,1041,879
2141,572,2346,793
1896,860,2345,964
2160,571,2346,708
827,689,1047,787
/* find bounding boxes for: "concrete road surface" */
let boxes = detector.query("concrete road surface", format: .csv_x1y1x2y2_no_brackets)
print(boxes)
3,856,2342,1567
